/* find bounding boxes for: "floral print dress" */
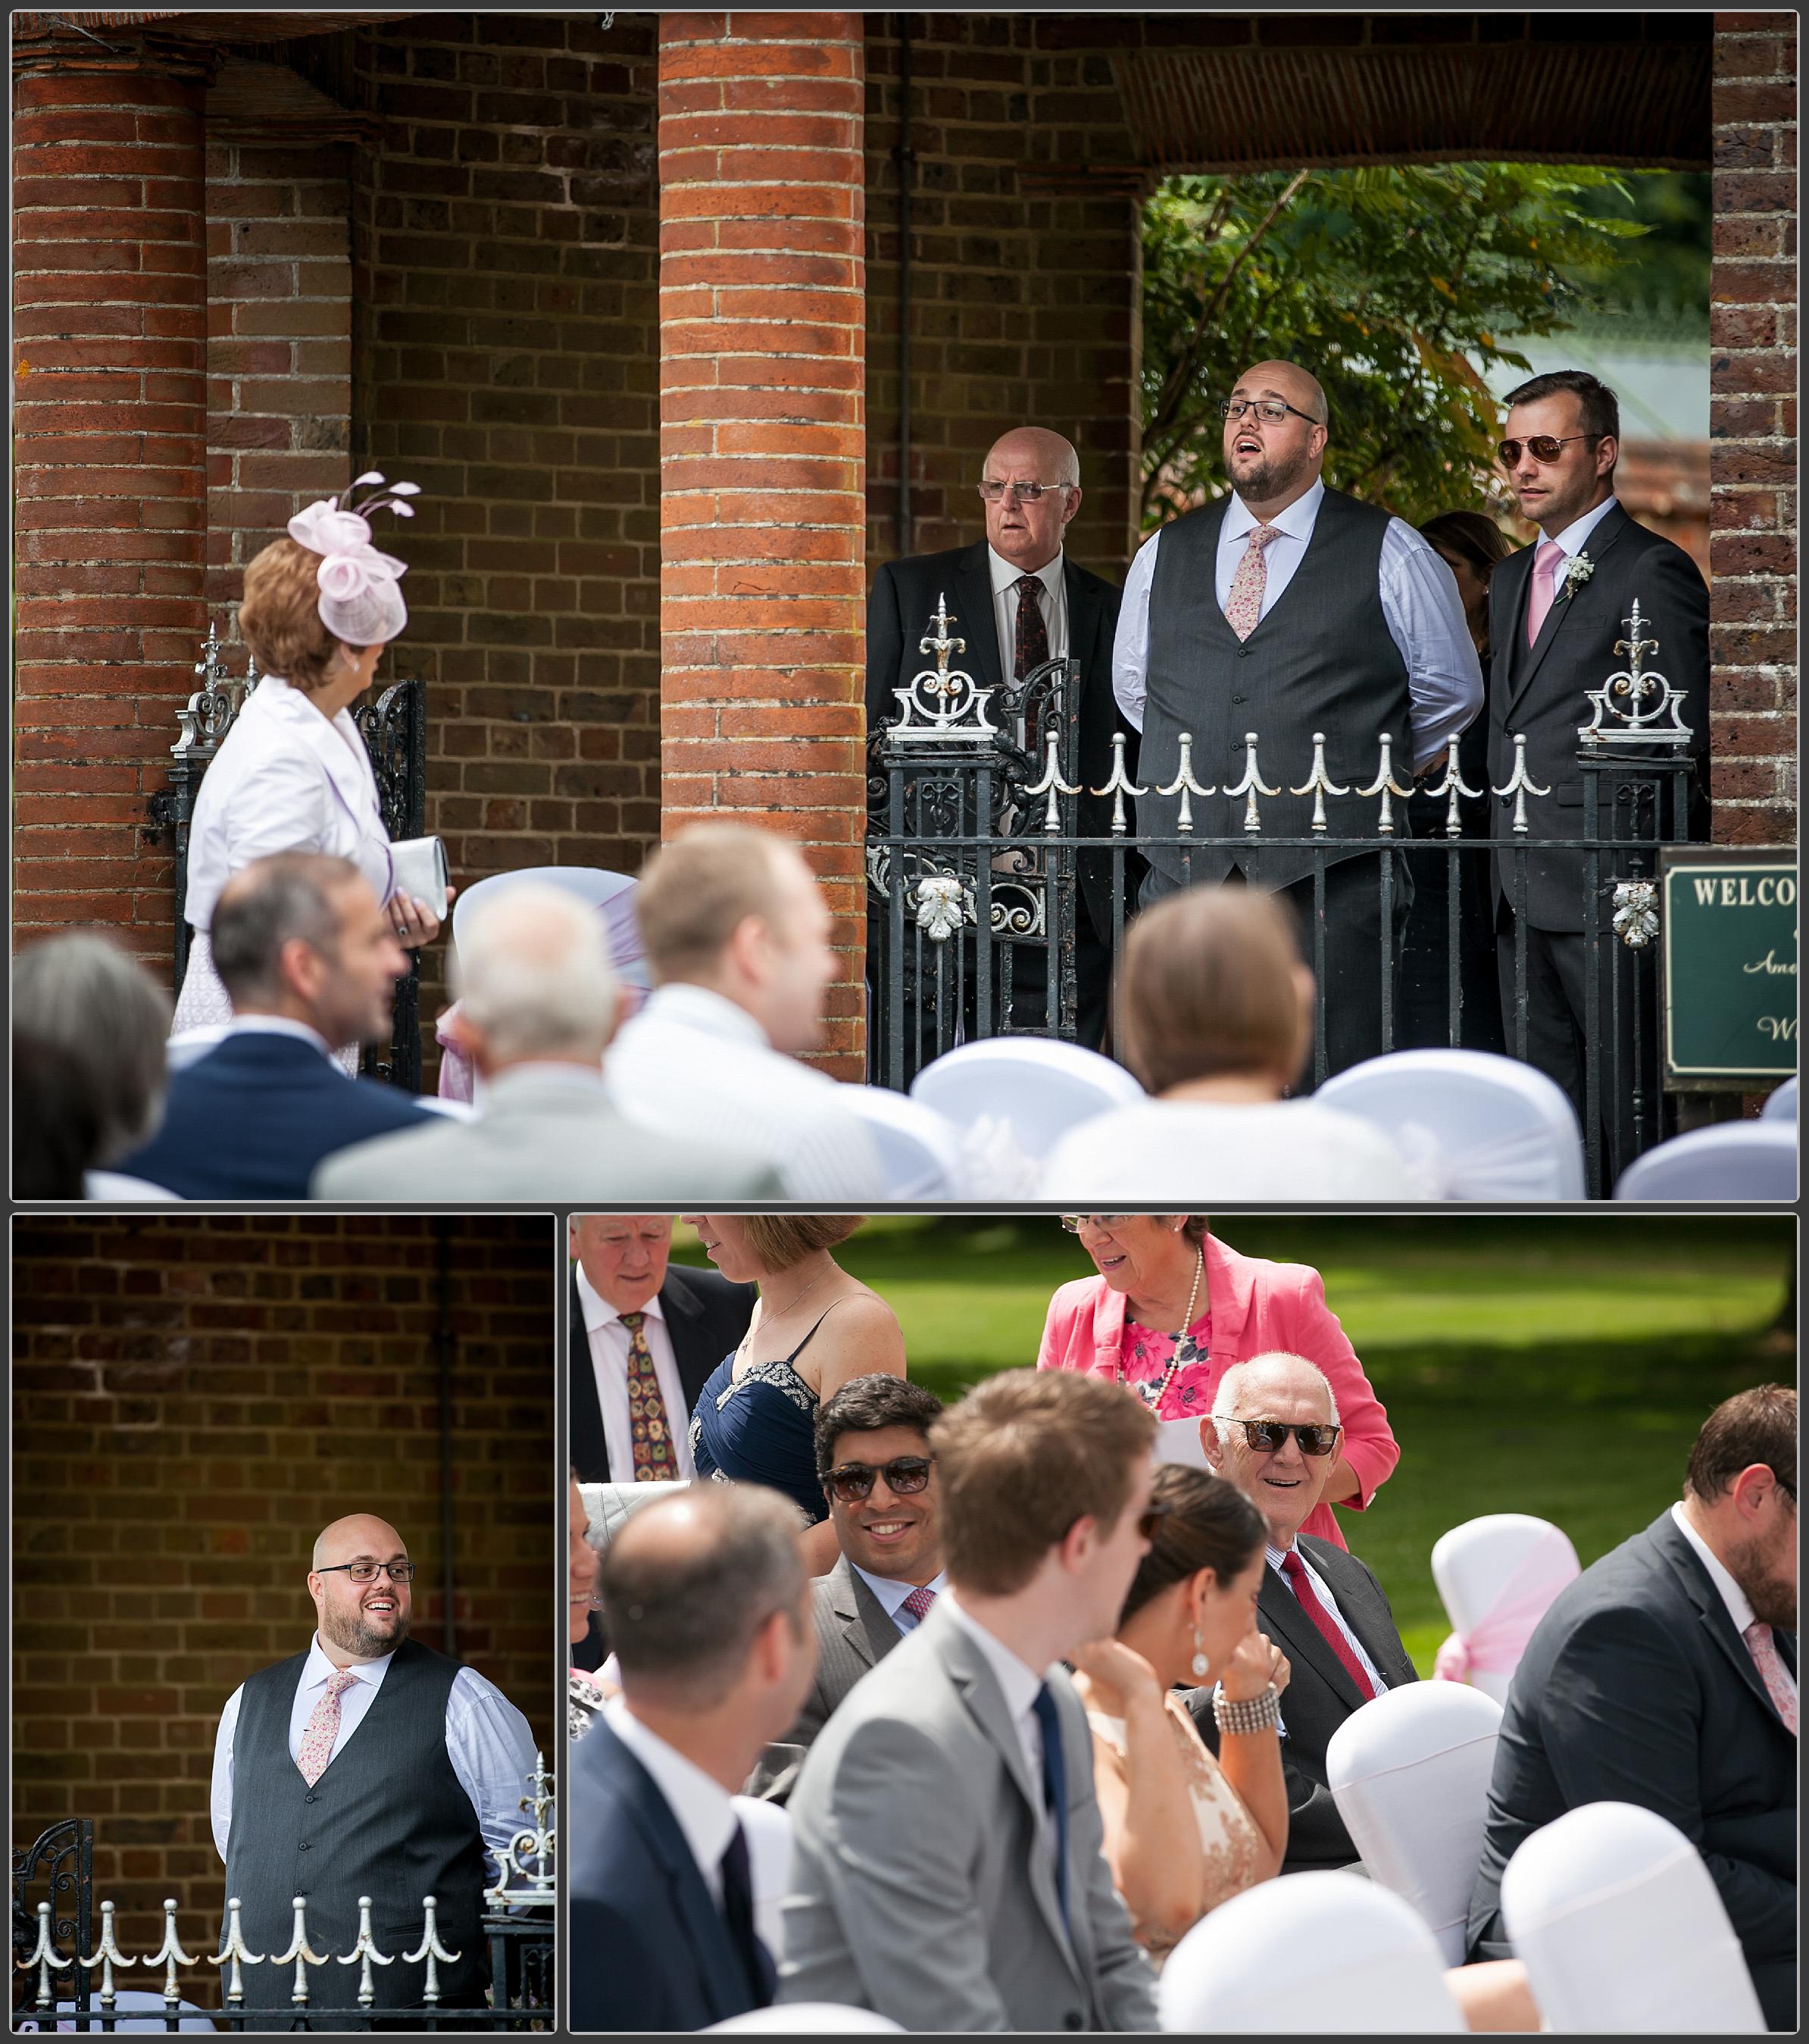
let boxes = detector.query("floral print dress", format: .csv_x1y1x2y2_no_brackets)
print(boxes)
1120,1309,1217,1420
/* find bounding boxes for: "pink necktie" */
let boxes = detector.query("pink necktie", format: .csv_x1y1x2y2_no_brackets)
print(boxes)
901,1584,937,1624
296,1669,359,1785
1744,1621,1798,1736
1524,539,1565,648
1223,525,1283,642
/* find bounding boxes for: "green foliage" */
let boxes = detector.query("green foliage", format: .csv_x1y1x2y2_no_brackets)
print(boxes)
1555,170,1712,332
1139,161,1670,531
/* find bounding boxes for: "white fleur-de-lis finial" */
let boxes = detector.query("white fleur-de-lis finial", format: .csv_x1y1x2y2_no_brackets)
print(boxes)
1226,732,1279,834
1289,730,1349,834
1356,733,1415,837
1092,731,1148,836
1154,733,1215,835
1491,733,1551,834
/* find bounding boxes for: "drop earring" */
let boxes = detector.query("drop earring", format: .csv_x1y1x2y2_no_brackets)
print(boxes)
1191,1624,1210,1681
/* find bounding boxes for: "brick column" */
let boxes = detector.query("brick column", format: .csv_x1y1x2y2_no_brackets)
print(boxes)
1710,11,1797,846
12,27,213,964
658,12,868,1075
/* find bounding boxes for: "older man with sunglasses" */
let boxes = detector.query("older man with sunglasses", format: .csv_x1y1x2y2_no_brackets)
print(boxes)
1191,1355,1419,1874
1486,370,1711,1174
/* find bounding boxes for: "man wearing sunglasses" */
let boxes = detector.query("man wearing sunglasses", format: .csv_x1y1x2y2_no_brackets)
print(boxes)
1193,1354,1418,1874
747,1374,948,1801
1113,357,1484,1083
209,1513,536,2022
1486,370,1711,1169
865,425,1136,1061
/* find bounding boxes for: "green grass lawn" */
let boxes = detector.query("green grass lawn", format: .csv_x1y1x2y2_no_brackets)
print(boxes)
673,1214,1795,1672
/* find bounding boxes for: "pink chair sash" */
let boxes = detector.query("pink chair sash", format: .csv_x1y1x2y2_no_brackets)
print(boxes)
1433,1524,1580,1683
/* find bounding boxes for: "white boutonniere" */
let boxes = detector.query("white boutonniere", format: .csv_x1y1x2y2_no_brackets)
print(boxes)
1559,553,1595,600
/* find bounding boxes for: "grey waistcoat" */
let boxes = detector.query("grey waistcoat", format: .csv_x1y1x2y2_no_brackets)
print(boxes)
1137,486,1411,888
224,1637,490,2015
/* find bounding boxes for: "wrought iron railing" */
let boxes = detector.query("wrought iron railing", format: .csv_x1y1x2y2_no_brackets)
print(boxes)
867,594,1700,1199
12,1758,554,2032
146,625,427,1092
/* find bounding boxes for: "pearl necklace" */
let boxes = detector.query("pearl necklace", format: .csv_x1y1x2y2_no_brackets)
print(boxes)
1128,1246,1205,1417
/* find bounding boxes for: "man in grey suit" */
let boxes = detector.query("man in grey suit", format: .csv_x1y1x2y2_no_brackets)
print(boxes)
780,1368,1161,2032
748,1374,947,1800
314,882,780,1199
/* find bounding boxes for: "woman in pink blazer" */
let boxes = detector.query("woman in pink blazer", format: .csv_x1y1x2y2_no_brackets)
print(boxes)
1037,1216,1396,1552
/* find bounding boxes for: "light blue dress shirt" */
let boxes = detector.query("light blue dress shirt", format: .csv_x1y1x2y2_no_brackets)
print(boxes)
851,1564,948,1635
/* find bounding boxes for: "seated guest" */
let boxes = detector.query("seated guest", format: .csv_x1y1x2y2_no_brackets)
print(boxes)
1188,1352,1418,1874
117,852,430,1199
1468,1385,1798,2030
780,1369,1160,2033
606,823,886,1200
314,886,776,1199
568,1214,756,1486
567,1474,611,1741
748,1373,948,1800
12,933,173,1199
1038,1215,1398,1549
1041,888,1429,1201
568,1484,818,2031
1070,1464,1291,1963
684,1215,905,1577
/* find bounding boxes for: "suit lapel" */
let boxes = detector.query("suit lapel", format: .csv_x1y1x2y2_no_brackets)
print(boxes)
1504,503,1633,716
568,1270,611,1482
837,1559,900,1671
1650,1511,1792,1731
1258,1561,1370,1714
1202,1233,1254,1374
1298,1536,1417,1689
954,540,1004,695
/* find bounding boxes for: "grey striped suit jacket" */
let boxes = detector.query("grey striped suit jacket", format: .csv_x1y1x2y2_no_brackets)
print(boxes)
746,1557,903,1802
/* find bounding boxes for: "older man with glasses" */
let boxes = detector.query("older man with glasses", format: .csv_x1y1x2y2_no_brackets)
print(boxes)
209,1512,536,2024
1189,1353,1420,1874
1113,358,1484,1083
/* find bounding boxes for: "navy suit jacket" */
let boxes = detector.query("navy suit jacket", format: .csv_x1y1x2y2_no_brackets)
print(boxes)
120,1033,430,1199
568,1715,775,2033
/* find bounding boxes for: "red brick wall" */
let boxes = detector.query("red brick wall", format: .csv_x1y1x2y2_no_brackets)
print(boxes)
1709,10,1797,846
11,1214,557,1993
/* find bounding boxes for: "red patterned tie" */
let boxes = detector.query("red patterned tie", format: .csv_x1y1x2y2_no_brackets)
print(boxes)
1745,1621,1798,1735
901,1584,937,1624
1279,1551,1378,1701
620,1311,675,1482
1012,574,1051,681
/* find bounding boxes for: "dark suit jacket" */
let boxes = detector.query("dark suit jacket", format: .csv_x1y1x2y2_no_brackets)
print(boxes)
1186,1535,1419,1874
568,1714,776,2032
866,539,1136,942
1467,1508,1798,2029
119,1032,430,1199
568,1262,756,1484
1487,500,1711,933
747,1556,906,1802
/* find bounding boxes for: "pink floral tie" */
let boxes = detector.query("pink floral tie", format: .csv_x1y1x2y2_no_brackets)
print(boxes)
1524,539,1566,648
1223,525,1283,642
1744,1621,1798,1736
901,1584,937,1624
296,1669,359,1786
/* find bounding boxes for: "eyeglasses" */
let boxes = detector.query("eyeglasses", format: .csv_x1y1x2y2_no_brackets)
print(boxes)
1220,398,1318,426
1059,1214,1135,1233
1495,432,1602,467
316,1561,417,1584
823,1455,935,1505
1218,1419,1344,1459
977,479,1072,502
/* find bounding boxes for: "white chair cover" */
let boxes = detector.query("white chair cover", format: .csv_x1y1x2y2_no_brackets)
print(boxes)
1317,1048,1585,1201
1326,1683,1504,1964
1614,1120,1798,1201
1157,1871,1467,2033
836,1084,963,1199
1760,1074,1797,1123
705,2008,902,2034
451,864,649,987
730,1793,793,1967
578,1479,690,1552
909,1039,1144,1166
84,1170,180,1203
1430,1514,1581,1703
20,1993,214,2031
1500,1801,1766,2033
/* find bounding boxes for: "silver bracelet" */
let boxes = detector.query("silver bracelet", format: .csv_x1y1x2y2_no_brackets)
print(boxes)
1213,1682,1281,1736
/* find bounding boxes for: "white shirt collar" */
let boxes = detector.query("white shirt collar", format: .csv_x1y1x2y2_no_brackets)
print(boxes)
1670,1502,1757,1636
1550,494,1618,558
942,1592,1052,1722
639,982,773,1052
1225,477,1324,545
486,1061,609,1095
301,1633,395,1690
988,547,1064,599
605,1696,738,1883
854,1564,948,1620
223,1014,336,1059
575,1261,667,1336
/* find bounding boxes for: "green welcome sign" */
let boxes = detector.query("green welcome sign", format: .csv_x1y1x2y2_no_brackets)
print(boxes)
1660,848,1798,1089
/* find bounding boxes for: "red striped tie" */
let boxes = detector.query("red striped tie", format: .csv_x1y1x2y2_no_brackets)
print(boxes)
1280,1550,1378,1701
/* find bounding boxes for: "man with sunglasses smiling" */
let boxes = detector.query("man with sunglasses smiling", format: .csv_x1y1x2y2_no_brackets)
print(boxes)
210,1512,536,2023
1486,369,1711,1168
1193,1353,1418,1875
748,1374,948,1801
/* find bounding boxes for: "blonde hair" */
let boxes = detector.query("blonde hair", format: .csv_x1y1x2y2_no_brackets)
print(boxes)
238,537,362,692
635,824,805,983
742,1214,864,1272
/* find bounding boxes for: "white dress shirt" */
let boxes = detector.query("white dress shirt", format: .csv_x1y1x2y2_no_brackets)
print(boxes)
1529,493,1621,610
210,1635,538,1880
605,983,884,1202
603,1696,738,1906
852,1565,948,1636
1111,479,1483,770
576,1264,697,1482
1671,1502,1797,1706
988,548,1069,683
1268,1539,1391,1699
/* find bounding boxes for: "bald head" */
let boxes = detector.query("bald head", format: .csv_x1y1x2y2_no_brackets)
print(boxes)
979,426,1083,572
1204,1352,1341,1547
1236,360,1329,427
312,1512,408,1571
308,1514,413,1661
1224,360,1329,517
985,426,1080,487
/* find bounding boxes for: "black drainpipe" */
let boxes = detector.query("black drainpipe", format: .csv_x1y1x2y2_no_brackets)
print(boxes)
895,13,914,557
434,1217,458,1658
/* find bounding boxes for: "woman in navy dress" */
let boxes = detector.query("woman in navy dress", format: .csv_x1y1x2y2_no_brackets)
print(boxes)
685,1214,907,1575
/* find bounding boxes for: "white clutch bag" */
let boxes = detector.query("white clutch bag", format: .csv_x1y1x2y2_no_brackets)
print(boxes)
389,834,449,923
